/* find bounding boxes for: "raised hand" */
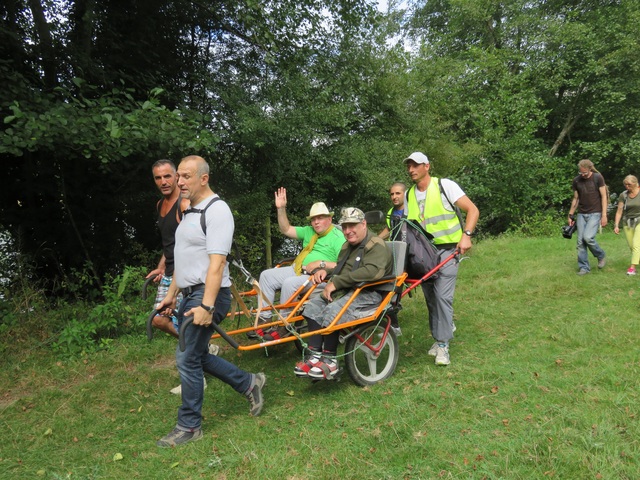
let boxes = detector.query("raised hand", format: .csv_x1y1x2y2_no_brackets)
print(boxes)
274,187,287,209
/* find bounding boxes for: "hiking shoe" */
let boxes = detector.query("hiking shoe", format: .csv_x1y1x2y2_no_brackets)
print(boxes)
627,267,637,276
245,373,266,416
434,343,450,366
208,344,220,355
156,426,203,447
577,269,589,276
170,376,207,395
308,357,340,380
597,256,606,269
428,342,438,357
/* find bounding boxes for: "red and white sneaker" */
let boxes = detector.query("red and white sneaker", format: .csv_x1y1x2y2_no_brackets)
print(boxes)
308,357,340,380
294,354,321,377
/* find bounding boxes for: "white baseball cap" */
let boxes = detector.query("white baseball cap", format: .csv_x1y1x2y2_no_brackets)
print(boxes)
403,152,429,165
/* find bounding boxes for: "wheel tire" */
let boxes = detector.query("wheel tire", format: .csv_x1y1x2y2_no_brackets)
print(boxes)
344,318,399,387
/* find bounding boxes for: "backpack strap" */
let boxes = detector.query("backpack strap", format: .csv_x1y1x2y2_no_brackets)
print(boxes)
438,178,464,230
333,236,381,275
181,196,220,234
621,190,629,211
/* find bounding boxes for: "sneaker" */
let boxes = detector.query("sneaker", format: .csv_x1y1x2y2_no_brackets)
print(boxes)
434,343,450,366
170,376,207,395
597,256,606,269
156,426,203,447
627,267,636,276
208,344,220,355
247,317,269,340
308,357,340,380
577,269,589,276
258,325,285,341
245,373,266,416
428,342,438,357
391,326,402,337
294,354,321,377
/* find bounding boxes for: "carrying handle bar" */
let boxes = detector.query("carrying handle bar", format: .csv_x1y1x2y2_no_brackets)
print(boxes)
146,309,158,340
146,308,179,341
141,274,160,300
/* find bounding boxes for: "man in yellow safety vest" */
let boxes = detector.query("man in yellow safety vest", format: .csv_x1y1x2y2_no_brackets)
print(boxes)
403,152,479,366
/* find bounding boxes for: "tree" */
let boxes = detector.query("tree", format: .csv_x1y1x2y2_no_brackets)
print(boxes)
404,0,640,232
1,0,407,295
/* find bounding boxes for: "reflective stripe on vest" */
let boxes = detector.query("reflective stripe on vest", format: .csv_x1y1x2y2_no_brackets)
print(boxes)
405,177,462,244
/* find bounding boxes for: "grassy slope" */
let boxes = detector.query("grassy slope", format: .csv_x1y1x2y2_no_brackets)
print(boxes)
1,232,638,479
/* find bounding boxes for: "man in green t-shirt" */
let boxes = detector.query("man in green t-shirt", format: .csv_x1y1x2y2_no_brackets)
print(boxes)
253,188,345,340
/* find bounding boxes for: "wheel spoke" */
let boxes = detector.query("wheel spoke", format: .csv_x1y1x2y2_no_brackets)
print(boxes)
345,321,399,386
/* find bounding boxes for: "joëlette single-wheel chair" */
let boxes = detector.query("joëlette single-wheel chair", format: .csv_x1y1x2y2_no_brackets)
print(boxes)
165,212,457,386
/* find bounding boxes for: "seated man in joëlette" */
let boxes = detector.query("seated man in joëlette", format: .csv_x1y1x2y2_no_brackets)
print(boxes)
294,207,393,380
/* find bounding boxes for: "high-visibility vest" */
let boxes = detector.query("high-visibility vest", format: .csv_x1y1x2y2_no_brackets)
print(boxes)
385,207,405,228
405,177,462,245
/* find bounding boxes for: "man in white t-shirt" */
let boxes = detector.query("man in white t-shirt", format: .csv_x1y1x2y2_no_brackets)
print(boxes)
403,152,479,366
154,155,266,447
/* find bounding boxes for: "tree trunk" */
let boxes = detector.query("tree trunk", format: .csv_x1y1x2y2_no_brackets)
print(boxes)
548,83,586,157
69,0,97,81
27,0,57,89
265,217,272,269
549,114,579,157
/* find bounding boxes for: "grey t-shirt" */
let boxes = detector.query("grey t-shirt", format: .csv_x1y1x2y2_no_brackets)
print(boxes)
619,191,640,221
174,195,234,289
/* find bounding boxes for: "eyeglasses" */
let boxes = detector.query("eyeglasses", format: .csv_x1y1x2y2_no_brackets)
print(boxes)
579,170,590,176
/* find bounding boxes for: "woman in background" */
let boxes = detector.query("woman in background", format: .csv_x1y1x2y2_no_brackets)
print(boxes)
614,175,640,275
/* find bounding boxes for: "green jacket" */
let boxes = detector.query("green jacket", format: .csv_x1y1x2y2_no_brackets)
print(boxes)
326,231,393,293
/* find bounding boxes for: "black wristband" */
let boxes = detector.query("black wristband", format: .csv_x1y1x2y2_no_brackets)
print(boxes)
200,303,215,313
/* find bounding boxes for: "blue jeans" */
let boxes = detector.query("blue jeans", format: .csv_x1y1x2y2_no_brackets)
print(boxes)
175,287,252,431
576,213,605,272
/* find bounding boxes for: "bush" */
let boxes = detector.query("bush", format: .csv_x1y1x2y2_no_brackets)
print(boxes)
52,266,149,356
505,211,565,238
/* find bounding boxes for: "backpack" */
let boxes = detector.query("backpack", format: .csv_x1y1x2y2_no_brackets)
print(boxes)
592,173,611,206
400,219,440,279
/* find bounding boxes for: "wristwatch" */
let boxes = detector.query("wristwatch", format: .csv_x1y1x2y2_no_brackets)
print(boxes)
463,230,474,237
200,303,215,314
319,261,326,269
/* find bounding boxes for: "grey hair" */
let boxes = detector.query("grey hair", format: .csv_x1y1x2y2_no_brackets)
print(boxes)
151,159,176,173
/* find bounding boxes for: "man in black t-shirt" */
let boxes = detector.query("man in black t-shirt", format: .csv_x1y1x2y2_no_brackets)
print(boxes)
568,159,608,275
147,159,190,337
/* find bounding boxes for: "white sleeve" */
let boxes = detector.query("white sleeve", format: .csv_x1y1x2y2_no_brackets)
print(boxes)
439,178,466,210
205,200,234,256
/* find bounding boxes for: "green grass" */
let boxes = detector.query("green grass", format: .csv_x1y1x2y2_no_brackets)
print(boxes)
1,232,639,479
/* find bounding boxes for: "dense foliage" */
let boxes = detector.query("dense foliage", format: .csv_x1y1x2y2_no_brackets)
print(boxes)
1,0,639,300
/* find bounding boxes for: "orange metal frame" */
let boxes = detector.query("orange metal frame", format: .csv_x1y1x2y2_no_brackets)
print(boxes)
215,272,408,351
